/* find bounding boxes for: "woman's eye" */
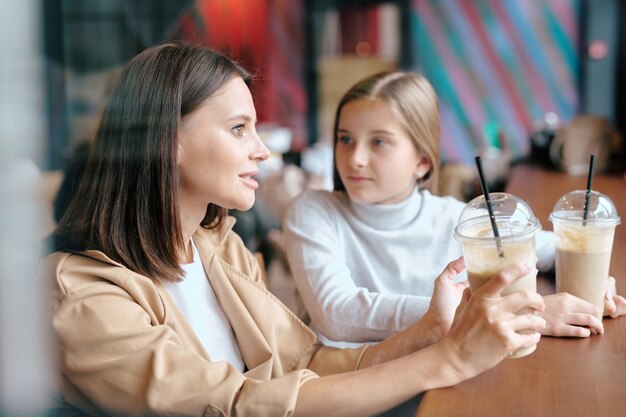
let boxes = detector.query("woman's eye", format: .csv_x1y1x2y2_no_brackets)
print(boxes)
232,124,245,136
372,138,387,147
338,135,352,145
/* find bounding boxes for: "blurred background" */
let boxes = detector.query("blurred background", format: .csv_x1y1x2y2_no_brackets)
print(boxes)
2,0,625,414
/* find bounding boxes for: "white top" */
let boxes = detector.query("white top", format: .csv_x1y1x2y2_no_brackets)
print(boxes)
165,240,245,371
284,187,555,348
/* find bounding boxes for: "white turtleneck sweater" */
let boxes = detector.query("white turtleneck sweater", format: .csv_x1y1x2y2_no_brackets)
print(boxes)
283,187,554,348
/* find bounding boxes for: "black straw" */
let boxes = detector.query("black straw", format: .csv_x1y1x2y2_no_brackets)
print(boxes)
475,156,504,258
583,154,595,225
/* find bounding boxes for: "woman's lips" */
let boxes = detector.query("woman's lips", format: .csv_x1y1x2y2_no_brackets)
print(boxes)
239,172,259,189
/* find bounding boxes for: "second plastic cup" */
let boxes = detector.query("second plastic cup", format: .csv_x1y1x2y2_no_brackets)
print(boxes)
549,190,621,317
455,192,541,359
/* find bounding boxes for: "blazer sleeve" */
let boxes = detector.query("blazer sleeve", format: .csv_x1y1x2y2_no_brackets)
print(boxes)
307,344,370,376
52,260,318,417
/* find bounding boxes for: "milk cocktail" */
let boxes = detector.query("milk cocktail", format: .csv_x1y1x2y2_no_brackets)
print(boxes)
455,192,541,359
550,190,621,317
463,232,537,297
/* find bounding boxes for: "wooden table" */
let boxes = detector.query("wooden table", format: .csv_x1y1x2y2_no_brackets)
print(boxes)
416,164,626,417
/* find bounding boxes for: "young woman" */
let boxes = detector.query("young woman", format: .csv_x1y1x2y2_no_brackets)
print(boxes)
284,71,626,348
45,42,546,416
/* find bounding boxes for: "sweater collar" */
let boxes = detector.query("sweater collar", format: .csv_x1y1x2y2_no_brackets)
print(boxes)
348,186,422,231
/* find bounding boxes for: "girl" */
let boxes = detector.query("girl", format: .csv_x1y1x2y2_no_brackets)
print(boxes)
45,43,545,416
284,71,625,348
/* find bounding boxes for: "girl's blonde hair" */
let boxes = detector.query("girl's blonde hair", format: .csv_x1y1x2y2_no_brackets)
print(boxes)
332,71,440,193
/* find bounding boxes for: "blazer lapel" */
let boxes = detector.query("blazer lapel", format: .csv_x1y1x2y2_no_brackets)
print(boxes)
193,225,317,379
153,279,213,362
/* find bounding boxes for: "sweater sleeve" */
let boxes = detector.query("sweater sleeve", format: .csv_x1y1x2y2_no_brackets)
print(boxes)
283,191,429,344
536,229,556,272
52,260,318,417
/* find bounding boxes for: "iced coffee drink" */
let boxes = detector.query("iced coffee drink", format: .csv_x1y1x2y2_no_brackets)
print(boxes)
455,193,541,358
550,190,621,317
462,231,537,296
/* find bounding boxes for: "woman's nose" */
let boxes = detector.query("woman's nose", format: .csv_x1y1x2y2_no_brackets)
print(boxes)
250,132,270,161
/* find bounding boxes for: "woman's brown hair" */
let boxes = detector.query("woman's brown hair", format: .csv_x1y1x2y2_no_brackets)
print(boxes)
53,42,251,282
332,71,440,193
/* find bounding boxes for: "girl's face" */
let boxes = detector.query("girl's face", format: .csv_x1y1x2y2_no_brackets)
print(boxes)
335,98,431,205
177,77,269,212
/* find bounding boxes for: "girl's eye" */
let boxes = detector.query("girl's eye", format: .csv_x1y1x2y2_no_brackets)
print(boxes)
372,138,387,147
232,124,245,136
338,135,352,145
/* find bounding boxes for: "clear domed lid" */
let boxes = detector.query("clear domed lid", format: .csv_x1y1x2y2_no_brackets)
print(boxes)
549,190,620,226
454,192,540,243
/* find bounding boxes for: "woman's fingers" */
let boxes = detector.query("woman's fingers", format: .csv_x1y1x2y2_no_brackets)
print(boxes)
450,287,470,326
603,276,624,317
547,313,603,337
602,276,626,318
455,280,470,291
606,276,617,298
500,291,545,314
493,314,545,355
442,263,548,376
510,331,542,353
539,293,605,337
542,321,591,338
437,257,465,282
573,312,604,334
544,292,602,317
486,313,544,357
428,258,470,336
608,294,626,318
503,312,547,334
477,263,534,298
564,326,592,337
604,297,617,317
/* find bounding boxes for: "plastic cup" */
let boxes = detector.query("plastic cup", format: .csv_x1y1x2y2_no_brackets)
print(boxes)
549,190,621,316
455,192,541,358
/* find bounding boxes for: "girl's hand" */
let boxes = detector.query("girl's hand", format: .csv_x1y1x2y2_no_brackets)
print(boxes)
440,263,546,380
604,276,626,318
539,293,604,337
426,257,469,337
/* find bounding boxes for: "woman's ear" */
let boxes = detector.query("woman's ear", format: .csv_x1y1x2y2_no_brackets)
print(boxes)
415,154,432,179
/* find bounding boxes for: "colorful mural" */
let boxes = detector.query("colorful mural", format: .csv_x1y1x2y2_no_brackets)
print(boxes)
172,0,581,161
411,0,581,163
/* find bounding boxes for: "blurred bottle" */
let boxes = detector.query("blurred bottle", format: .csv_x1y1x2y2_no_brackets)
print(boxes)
478,120,512,192
529,112,561,169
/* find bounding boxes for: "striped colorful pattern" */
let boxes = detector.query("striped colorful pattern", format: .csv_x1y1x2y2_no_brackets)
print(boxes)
412,0,581,163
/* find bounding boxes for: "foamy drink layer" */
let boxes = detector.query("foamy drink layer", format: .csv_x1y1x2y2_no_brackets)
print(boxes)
554,223,615,253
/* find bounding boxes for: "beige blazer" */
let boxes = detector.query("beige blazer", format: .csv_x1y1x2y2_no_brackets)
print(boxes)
45,217,368,416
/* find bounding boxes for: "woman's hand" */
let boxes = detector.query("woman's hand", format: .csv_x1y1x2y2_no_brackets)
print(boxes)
539,293,603,337
439,263,546,381
359,258,468,367
426,257,469,338
604,276,626,318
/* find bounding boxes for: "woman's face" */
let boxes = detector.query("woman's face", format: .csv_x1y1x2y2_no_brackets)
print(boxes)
177,77,269,212
335,98,431,205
